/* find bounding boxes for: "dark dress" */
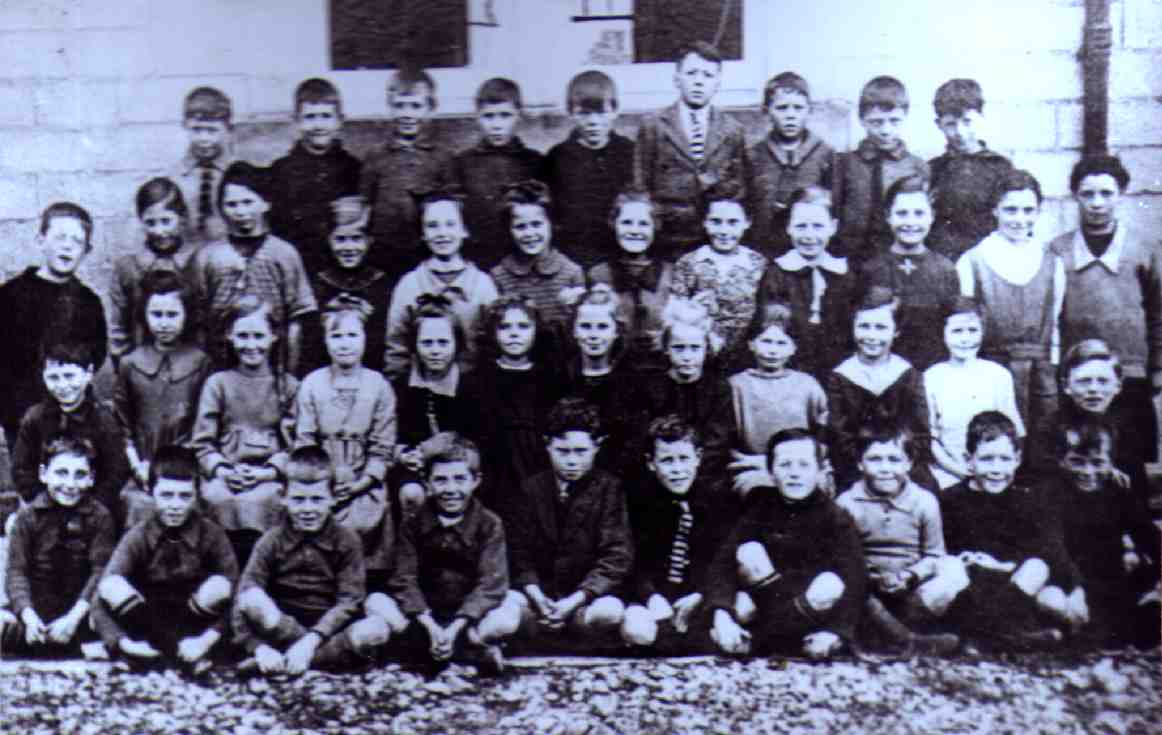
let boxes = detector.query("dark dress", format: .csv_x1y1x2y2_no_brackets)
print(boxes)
303,264,391,374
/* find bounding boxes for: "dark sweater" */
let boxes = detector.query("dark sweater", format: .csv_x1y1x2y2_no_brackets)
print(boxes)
451,137,544,270
303,265,391,374
927,146,1013,261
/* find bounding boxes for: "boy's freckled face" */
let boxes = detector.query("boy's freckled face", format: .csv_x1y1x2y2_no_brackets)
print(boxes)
154,477,198,529
993,189,1040,244
146,292,187,348
750,325,795,374
887,191,933,249
221,183,270,236
943,312,982,362
647,438,702,496
41,216,88,279
1076,173,1122,232
937,110,983,154
571,101,616,149
329,223,370,269
1061,440,1113,494
858,439,913,497
853,305,897,361
614,201,655,255
704,201,750,254
422,200,469,260
285,479,333,534
39,452,93,508
43,359,94,412
296,102,342,154
141,201,183,254
861,106,906,150
771,438,821,501
325,312,366,369
968,435,1021,494
497,307,536,361
389,87,434,139
510,203,552,257
477,101,519,147
1064,359,1121,414
673,53,721,109
768,89,809,140
786,201,836,261
666,323,708,382
546,431,602,483
185,119,229,163
427,460,480,517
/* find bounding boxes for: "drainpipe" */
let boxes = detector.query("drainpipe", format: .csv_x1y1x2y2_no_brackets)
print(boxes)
1081,0,1113,156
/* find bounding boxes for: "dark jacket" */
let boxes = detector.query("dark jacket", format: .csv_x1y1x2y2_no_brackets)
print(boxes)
303,265,391,374
755,258,857,379
388,497,508,622
745,130,834,258
509,468,633,601
927,145,1013,261
831,138,929,263
451,137,545,269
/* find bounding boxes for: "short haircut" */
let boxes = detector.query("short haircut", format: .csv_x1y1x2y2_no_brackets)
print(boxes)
659,296,722,354
942,295,984,326
183,86,232,124
933,78,984,118
40,201,94,250
320,293,373,333
424,434,482,477
500,179,554,232
992,169,1043,208
41,339,95,371
965,410,1021,455
767,427,826,469
1059,338,1123,384
675,40,722,68
859,75,909,117
748,300,796,341
387,68,437,109
883,175,931,213
647,415,702,454
329,195,370,234
544,397,604,439
1069,155,1131,193
854,285,899,320
700,180,748,220
567,70,618,113
406,296,466,356
42,432,96,467
294,77,343,117
608,189,658,230
763,71,811,108
787,185,834,218
856,421,915,462
1056,415,1116,459
135,177,188,220
148,444,199,489
218,161,271,209
138,269,198,343
286,445,334,485
475,77,522,110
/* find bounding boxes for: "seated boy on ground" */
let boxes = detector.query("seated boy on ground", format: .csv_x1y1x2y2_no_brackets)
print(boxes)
368,435,518,673
707,428,866,659
93,445,238,674
1,434,116,657
836,423,965,656
508,398,633,650
232,445,388,675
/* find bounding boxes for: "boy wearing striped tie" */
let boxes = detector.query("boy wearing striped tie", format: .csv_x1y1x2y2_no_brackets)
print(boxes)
633,41,747,262
170,86,236,247
620,416,734,653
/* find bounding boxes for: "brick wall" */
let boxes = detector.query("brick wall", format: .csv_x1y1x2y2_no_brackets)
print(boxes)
0,0,1158,314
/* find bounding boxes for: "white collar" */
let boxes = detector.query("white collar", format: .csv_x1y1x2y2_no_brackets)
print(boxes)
775,249,848,274
1071,225,1126,274
833,354,912,394
972,232,1050,286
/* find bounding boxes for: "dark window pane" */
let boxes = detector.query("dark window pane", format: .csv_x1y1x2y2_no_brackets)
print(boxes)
331,0,469,70
634,0,743,63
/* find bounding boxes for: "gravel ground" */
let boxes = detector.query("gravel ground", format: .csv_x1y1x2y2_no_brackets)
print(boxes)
0,650,1158,735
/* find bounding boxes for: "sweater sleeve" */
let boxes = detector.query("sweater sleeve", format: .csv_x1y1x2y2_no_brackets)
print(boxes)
91,524,149,649
292,375,321,449
4,510,35,613
819,505,868,641
190,374,229,476
1143,244,1162,377
12,410,43,501
363,378,398,483
309,533,366,641
232,530,277,654
383,275,415,381
81,507,118,604
508,482,541,591
386,518,428,617
455,515,508,622
576,478,634,600
108,261,134,361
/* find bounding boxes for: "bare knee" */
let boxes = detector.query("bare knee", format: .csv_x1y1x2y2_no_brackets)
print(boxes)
238,587,280,630
917,556,969,615
582,596,625,629
1036,585,1067,616
398,483,426,518
620,605,658,646
805,572,845,613
97,575,139,608
193,575,233,615
348,616,390,656
736,542,776,587
365,592,409,634
734,591,757,625
1011,558,1050,596
476,603,521,643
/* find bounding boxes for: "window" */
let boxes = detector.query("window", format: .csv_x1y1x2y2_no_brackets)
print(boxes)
331,0,469,70
633,0,743,63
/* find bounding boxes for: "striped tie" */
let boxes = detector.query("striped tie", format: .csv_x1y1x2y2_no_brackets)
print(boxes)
689,111,705,162
666,501,694,585
198,164,215,235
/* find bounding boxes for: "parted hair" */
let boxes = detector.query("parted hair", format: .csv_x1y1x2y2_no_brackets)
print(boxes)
992,169,1043,207
966,410,1022,455
647,414,702,453
859,75,909,117
544,397,604,440
294,77,343,117
138,269,198,344
135,177,188,220
148,445,200,489
424,434,483,477
499,179,554,231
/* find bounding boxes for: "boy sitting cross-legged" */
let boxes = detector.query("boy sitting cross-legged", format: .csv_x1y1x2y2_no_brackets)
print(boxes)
2,434,116,657
707,428,866,659
92,445,238,674
232,445,388,675
941,411,1085,651
368,434,519,673
836,422,966,656
508,398,633,650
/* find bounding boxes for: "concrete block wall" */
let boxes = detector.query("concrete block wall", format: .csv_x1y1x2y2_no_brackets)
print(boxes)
0,0,1158,312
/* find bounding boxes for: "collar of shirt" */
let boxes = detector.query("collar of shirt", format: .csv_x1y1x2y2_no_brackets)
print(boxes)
500,248,564,277
469,135,529,156
134,243,195,273
141,510,205,552
844,478,924,513
408,361,460,397
856,136,908,163
974,232,1051,285
833,353,912,394
889,244,929,258
765,129,822,167
940,141,1004,160
387,128,437,151
775,249,848,274
415,497,482,539
180,152,236,177
278,516,341,555
318,265,386,293
678,100,710,139
1071,224,1126,274
129,344,205,380
45,389,98,427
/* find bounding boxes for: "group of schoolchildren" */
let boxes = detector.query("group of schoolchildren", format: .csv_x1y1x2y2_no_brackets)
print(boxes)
0,39,1159,680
